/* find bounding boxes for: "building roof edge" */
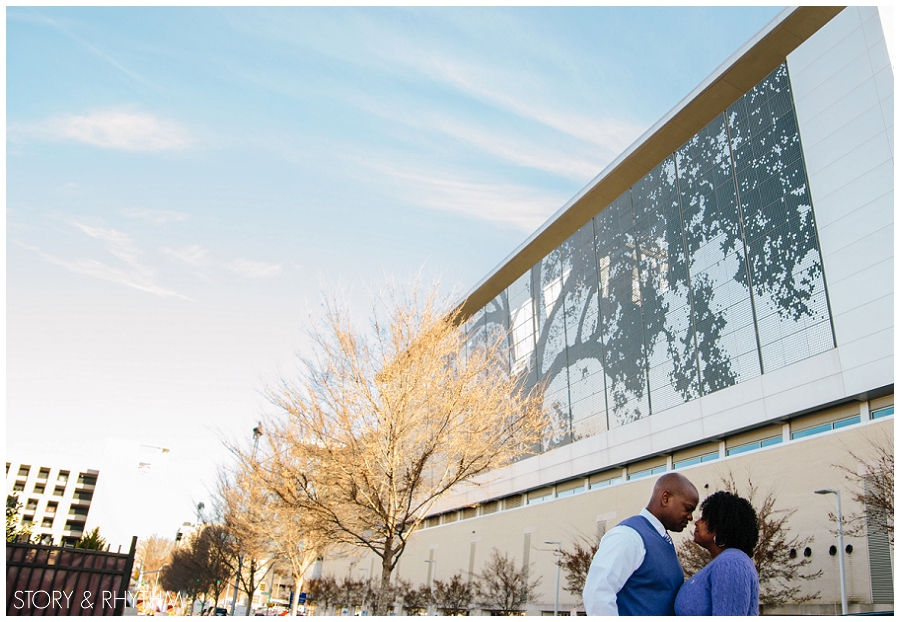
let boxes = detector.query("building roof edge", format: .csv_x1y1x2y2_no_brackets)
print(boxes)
452,5,845,323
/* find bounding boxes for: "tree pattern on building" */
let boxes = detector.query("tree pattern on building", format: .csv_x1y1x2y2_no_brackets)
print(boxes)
465,63,833,451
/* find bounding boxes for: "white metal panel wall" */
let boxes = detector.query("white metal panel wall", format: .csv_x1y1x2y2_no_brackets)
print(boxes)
789,6,894,396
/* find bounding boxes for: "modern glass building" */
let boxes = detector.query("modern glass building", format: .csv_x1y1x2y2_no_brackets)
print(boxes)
464,61,835,447
321,7,893,614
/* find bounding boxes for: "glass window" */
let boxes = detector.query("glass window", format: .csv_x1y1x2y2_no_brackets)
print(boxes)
791,422,832,440
674,456,701,469
589,477,621,490
13,482,25,492
791,415,859,440
527,493,553,505
37,468,50,480
46,502,57,514
25,499,38,511
33,484,45,494
556,486,584,498
57,471,69,483
42,517,53,528
832,415,860,430
77,474,98,486
727,442,757,456
674,451,718,469
17,465,31,478
727,436,780,456
628,465,667,481
872,406,894,419
53,486,66,497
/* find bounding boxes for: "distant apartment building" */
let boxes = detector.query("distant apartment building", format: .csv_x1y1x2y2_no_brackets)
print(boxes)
6,460,99,547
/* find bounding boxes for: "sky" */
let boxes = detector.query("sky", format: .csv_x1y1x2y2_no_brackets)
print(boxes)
6,5,786,549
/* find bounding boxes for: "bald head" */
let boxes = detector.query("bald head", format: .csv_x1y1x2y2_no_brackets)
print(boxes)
646,473,699,532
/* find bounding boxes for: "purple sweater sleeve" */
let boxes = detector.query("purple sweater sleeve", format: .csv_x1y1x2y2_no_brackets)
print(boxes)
709,552,756,616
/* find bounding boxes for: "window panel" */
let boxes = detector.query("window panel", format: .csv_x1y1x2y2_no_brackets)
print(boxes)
727,63,834,374
596,192,650,426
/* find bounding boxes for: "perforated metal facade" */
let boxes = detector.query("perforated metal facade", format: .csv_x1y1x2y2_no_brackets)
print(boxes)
465,63,834,449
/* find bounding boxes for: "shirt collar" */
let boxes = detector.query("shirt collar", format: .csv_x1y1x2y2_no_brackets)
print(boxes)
640,507,668,538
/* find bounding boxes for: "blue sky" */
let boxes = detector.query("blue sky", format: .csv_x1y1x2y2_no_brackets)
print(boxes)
6,6,784,547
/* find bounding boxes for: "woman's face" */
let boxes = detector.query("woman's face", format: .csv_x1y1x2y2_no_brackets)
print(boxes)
692,515,717,551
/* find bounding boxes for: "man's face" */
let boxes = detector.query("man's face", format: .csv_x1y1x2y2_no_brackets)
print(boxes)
661,489,699,532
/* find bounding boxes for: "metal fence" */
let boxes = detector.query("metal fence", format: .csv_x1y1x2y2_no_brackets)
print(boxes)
6,536,137,616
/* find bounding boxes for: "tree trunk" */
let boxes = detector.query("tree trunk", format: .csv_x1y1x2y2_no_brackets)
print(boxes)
290,574,302,617
376,553,394,616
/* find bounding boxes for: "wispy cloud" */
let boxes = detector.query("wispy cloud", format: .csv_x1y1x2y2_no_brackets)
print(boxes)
403,54,644,160
355,96,604,182
10,9,162,91
19,221,191,299
13,109,192,151
73,222,144,266
161,245,209,267
123,208,191,225
16,238,190,300
225,258,282,279
361,157,564,232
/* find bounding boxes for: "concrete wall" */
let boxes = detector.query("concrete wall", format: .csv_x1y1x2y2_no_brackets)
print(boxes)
789,6,894,398
319,417,892,613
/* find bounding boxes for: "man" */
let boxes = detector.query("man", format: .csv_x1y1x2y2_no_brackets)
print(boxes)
583,473,699,616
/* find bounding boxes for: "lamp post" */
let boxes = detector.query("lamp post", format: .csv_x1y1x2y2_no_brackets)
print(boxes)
545,541,561,616
359,568,370,616
815,488,847,615
230,554,244,616
424,559,437,616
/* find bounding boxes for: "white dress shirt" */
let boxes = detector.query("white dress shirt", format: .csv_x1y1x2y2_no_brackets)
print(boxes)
582,508,670,616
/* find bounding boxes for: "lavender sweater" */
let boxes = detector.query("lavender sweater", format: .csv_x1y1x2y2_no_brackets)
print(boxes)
674,548,760,616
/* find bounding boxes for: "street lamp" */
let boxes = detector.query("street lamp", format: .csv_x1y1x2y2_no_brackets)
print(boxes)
359,568,370,616
545,542,561,616
815,488,847,615
252,423,263,458
424,559,437,616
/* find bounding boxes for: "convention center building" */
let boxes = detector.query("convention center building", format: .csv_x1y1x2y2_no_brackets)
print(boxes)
320,6,893,614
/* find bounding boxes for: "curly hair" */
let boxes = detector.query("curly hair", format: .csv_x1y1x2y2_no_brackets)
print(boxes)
700,490,759,556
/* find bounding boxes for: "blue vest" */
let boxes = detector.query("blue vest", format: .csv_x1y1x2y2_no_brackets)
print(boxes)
616,515,684,616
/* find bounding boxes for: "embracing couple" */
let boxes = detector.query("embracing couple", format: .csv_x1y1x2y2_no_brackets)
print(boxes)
583,473,760,616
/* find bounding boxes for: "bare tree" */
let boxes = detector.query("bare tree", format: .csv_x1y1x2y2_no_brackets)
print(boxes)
555,535,599,604
162,525,232,609
259,282,550,614
677,474,821,607
136,535,175,587
335,576,365,613
433,573,473,615
214,469,280,615
475,548,542,615
832,431,893,546
306,575,341,616
218,457,328,616
395,578,431,615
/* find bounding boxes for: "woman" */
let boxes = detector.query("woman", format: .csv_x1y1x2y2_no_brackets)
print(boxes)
675,490,760,616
